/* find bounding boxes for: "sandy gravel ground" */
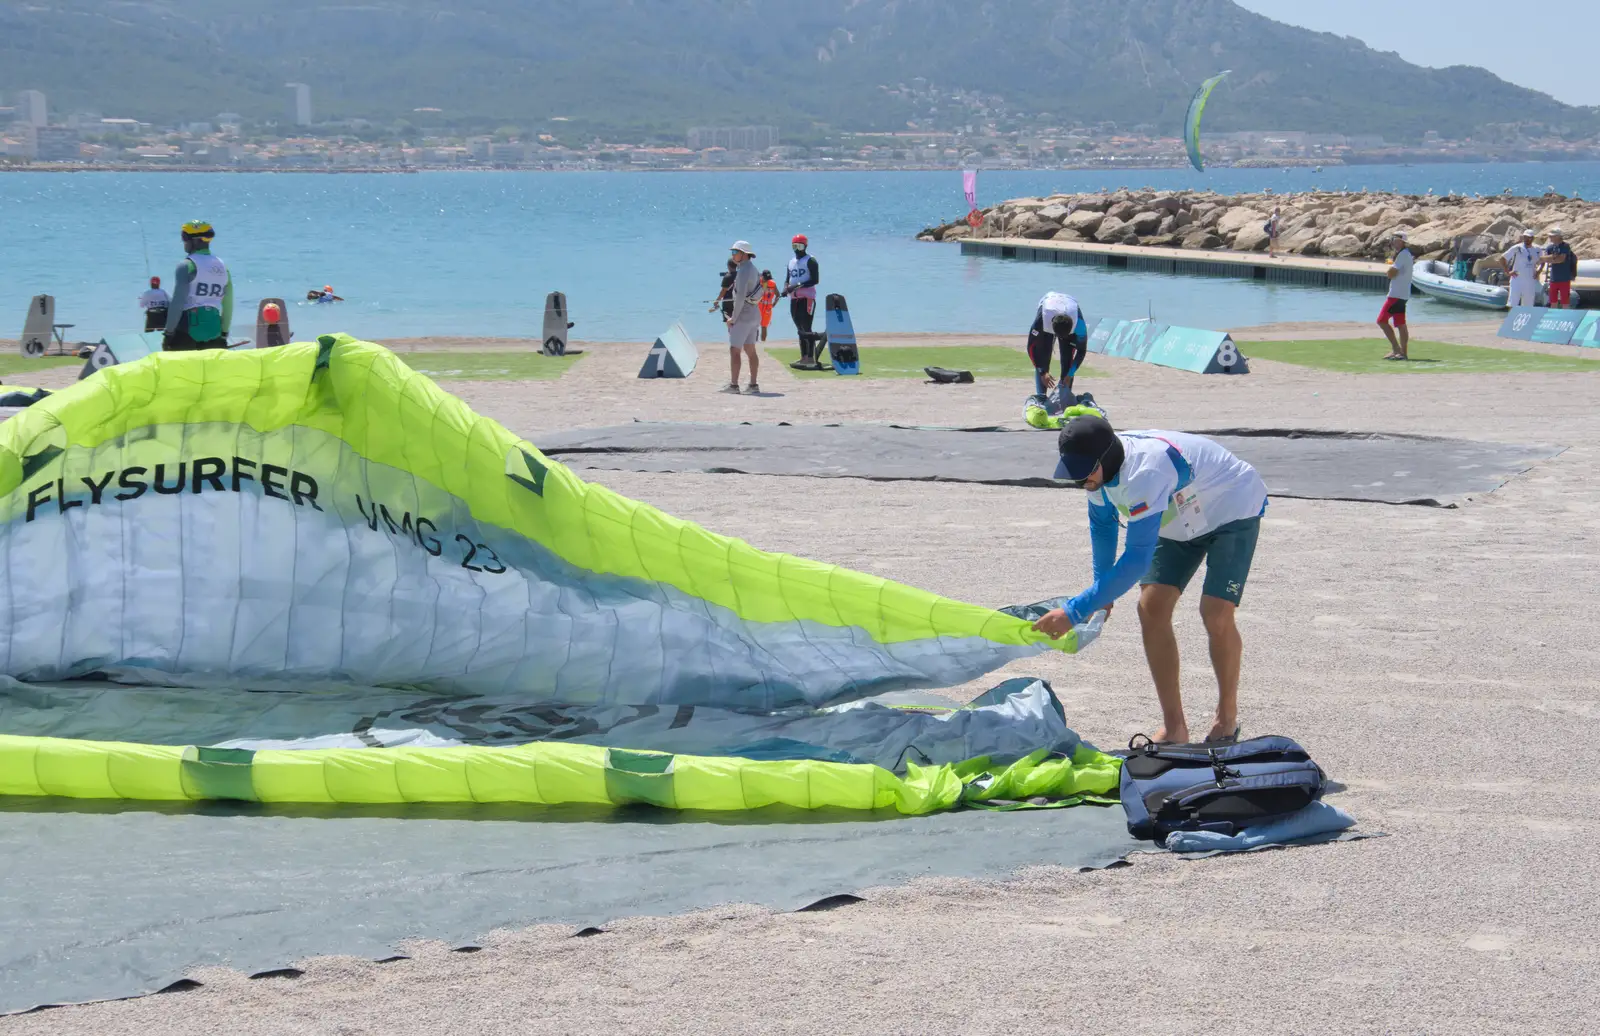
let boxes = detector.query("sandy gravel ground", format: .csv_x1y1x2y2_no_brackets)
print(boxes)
8,318,1600,1034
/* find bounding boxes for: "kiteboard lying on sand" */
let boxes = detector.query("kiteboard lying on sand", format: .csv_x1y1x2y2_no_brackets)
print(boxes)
823,293,859,375
542,291,579,357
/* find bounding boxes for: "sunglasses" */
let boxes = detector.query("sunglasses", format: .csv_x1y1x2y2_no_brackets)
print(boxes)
1059,442,1116,488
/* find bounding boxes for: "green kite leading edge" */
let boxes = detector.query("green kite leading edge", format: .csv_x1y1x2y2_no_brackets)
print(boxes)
1185,70,1231,173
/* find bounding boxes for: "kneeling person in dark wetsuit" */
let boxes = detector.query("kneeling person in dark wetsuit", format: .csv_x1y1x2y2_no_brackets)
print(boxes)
1027,291,1089,400
163,219,234,352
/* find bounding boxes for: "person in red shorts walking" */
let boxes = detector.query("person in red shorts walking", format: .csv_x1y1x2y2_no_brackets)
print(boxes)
1541,227,1577,310
1379,230,1413,361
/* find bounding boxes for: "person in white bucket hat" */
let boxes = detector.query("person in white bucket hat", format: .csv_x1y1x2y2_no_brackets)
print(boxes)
722,241,764,394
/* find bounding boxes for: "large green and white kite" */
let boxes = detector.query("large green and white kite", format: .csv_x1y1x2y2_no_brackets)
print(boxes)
0,337,1117,812
1184,70,1231,173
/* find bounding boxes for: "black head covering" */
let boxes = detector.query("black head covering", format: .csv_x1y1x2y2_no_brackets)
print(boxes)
1055,415,1124,484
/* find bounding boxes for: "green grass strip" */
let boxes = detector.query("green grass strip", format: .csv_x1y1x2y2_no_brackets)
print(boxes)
395,351,582,381
1240,338,1600,374
0,355,81,378
766,345,1105,380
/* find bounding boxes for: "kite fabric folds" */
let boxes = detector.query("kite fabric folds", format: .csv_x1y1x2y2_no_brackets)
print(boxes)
0,337,1113,813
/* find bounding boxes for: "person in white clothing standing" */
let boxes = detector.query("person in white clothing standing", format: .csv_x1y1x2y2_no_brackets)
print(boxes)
1378,231,1413,361
722,241,763,395
1503,228,1541,309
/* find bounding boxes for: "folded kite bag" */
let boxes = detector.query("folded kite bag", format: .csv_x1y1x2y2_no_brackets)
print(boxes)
1119,735,1325,840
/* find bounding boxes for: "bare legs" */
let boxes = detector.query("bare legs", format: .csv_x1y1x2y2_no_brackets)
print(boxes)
1380,320,1409,360
1137,584,1242,743
1199,594,1241,740
1137,584,1185,742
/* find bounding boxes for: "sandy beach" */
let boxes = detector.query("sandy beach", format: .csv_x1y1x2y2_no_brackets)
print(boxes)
7,316,1600,1033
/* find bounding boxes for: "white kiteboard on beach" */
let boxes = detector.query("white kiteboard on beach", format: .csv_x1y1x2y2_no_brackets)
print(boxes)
541,292,579,356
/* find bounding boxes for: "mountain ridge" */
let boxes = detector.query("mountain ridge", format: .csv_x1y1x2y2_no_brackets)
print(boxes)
2,0,1593,141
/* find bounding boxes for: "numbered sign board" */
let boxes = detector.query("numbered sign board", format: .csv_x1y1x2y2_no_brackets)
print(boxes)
1086,319,1246,374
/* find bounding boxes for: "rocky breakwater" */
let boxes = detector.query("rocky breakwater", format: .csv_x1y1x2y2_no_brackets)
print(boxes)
919,189,1600,263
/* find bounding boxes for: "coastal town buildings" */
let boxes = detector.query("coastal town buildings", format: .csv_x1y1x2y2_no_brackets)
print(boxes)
2,85,1597,172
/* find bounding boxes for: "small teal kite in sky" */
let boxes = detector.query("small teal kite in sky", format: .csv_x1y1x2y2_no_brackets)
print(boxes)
1184,70,1231,173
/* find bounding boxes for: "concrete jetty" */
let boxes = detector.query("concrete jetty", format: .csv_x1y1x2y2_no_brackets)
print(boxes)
960,235,1600,302
961,236,1391,291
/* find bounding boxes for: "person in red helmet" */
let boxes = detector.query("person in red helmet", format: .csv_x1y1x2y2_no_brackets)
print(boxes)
780,233,823,368
138,274,170,332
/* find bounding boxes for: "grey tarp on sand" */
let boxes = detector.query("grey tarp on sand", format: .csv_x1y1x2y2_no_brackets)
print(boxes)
537,423,1566,507
0,799,1138,1013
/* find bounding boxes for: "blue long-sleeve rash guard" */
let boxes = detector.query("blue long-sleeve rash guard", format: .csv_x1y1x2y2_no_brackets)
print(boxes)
1064,499,1161,625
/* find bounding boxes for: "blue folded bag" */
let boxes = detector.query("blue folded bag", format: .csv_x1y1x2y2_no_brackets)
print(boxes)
1118,735,1325,841
1163,800,1355,853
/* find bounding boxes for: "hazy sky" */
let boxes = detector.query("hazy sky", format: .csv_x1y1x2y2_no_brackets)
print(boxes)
1234,1,1600,106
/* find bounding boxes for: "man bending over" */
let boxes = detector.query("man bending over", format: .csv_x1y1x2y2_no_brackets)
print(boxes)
1031,416,1268,744
1027,291,1089,399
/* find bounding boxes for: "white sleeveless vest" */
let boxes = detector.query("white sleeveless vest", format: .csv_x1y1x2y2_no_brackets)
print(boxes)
184,253,228,311
786,255,816,299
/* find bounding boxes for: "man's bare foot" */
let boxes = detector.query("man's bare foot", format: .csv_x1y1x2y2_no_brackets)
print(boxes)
1204,717,1240,743
1151,724,1190,744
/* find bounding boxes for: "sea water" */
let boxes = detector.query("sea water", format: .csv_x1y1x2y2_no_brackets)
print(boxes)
3,163,1598,344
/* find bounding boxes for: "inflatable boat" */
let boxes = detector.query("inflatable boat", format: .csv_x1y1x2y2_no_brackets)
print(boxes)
1411,259,1514,309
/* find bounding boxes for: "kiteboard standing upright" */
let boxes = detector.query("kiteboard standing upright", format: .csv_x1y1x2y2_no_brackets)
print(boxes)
255,298,291,348
20,295,54,357
541,292,579,357
823,294,859,376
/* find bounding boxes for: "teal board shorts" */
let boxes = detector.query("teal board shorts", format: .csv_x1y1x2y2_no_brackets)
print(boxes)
1141,516,1261,605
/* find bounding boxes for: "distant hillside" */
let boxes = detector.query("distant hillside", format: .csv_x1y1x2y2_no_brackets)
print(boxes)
3,0,1594,141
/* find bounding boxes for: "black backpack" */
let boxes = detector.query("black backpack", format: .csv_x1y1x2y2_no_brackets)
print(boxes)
1118,735,1325,840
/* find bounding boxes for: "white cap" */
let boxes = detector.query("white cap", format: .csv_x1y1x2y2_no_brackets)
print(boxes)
1548,226,1564,236
1521,227,1535,237
1392,229,1407,240
730,240,755,255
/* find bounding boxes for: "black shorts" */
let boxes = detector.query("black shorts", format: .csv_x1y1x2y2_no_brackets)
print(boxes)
162,327,225,351
1377,298,1407,326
